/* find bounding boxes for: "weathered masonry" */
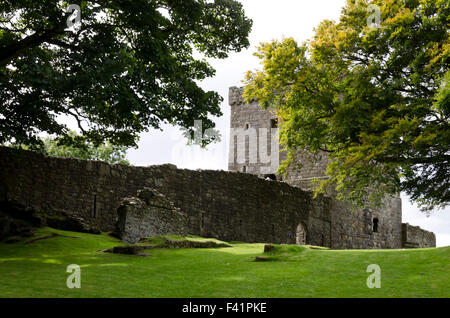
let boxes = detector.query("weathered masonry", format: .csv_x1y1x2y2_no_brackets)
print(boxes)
0,146,331,246
0,147,434,249
228,86,435,249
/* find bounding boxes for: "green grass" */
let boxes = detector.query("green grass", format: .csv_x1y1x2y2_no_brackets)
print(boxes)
142,234,232,248
0,227,448,298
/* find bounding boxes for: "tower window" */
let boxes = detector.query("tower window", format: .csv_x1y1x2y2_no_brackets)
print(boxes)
242,166,247,173
245,123,250,130
270,118,278,128
373,218,379,233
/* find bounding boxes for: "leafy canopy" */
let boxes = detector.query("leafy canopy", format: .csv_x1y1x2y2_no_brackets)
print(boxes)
244,0,449,212
0,0,252,148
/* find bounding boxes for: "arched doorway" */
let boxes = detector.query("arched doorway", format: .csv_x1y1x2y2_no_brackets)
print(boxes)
296,223,307,245
373,218,379,233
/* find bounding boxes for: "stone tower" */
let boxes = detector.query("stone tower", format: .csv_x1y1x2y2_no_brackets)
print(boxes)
228,86,415,249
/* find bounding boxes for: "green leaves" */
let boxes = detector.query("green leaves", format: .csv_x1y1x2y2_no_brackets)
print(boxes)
0,0,252,148
245,0,449,212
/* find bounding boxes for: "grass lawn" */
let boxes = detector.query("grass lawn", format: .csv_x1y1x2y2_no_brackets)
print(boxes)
0,227,448,298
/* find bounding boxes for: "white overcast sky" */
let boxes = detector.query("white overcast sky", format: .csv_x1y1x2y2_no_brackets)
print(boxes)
123,0,449,247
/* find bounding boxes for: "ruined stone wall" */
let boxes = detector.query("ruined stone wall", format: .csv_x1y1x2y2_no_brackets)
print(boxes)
0,146,331,246
402,223,436,248
228,86,287,177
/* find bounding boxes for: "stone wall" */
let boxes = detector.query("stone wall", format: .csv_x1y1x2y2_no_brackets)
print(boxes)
228,86,287,177
329,197,403,249
0,146,332,246
402,223,436,248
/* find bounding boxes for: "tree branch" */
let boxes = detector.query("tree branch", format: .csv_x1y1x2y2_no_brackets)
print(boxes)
0,25,67,66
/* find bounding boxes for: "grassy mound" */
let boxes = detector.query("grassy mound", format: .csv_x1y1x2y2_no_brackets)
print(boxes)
101,235,232,255
145,234,232,248
0,227,448,298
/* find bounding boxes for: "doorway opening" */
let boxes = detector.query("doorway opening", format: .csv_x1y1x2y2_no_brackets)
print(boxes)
296,223,307,245
373,218,379,233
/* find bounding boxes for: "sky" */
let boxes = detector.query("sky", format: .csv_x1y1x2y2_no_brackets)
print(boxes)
123,0,450,247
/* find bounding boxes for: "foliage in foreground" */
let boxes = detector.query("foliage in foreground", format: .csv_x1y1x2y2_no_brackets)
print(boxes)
244,0,449,212
0,228,448,298
0,0,252,148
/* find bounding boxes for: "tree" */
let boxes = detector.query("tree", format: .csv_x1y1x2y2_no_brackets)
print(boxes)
0,0,252,148
244,0,449,212
42,130,130,164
